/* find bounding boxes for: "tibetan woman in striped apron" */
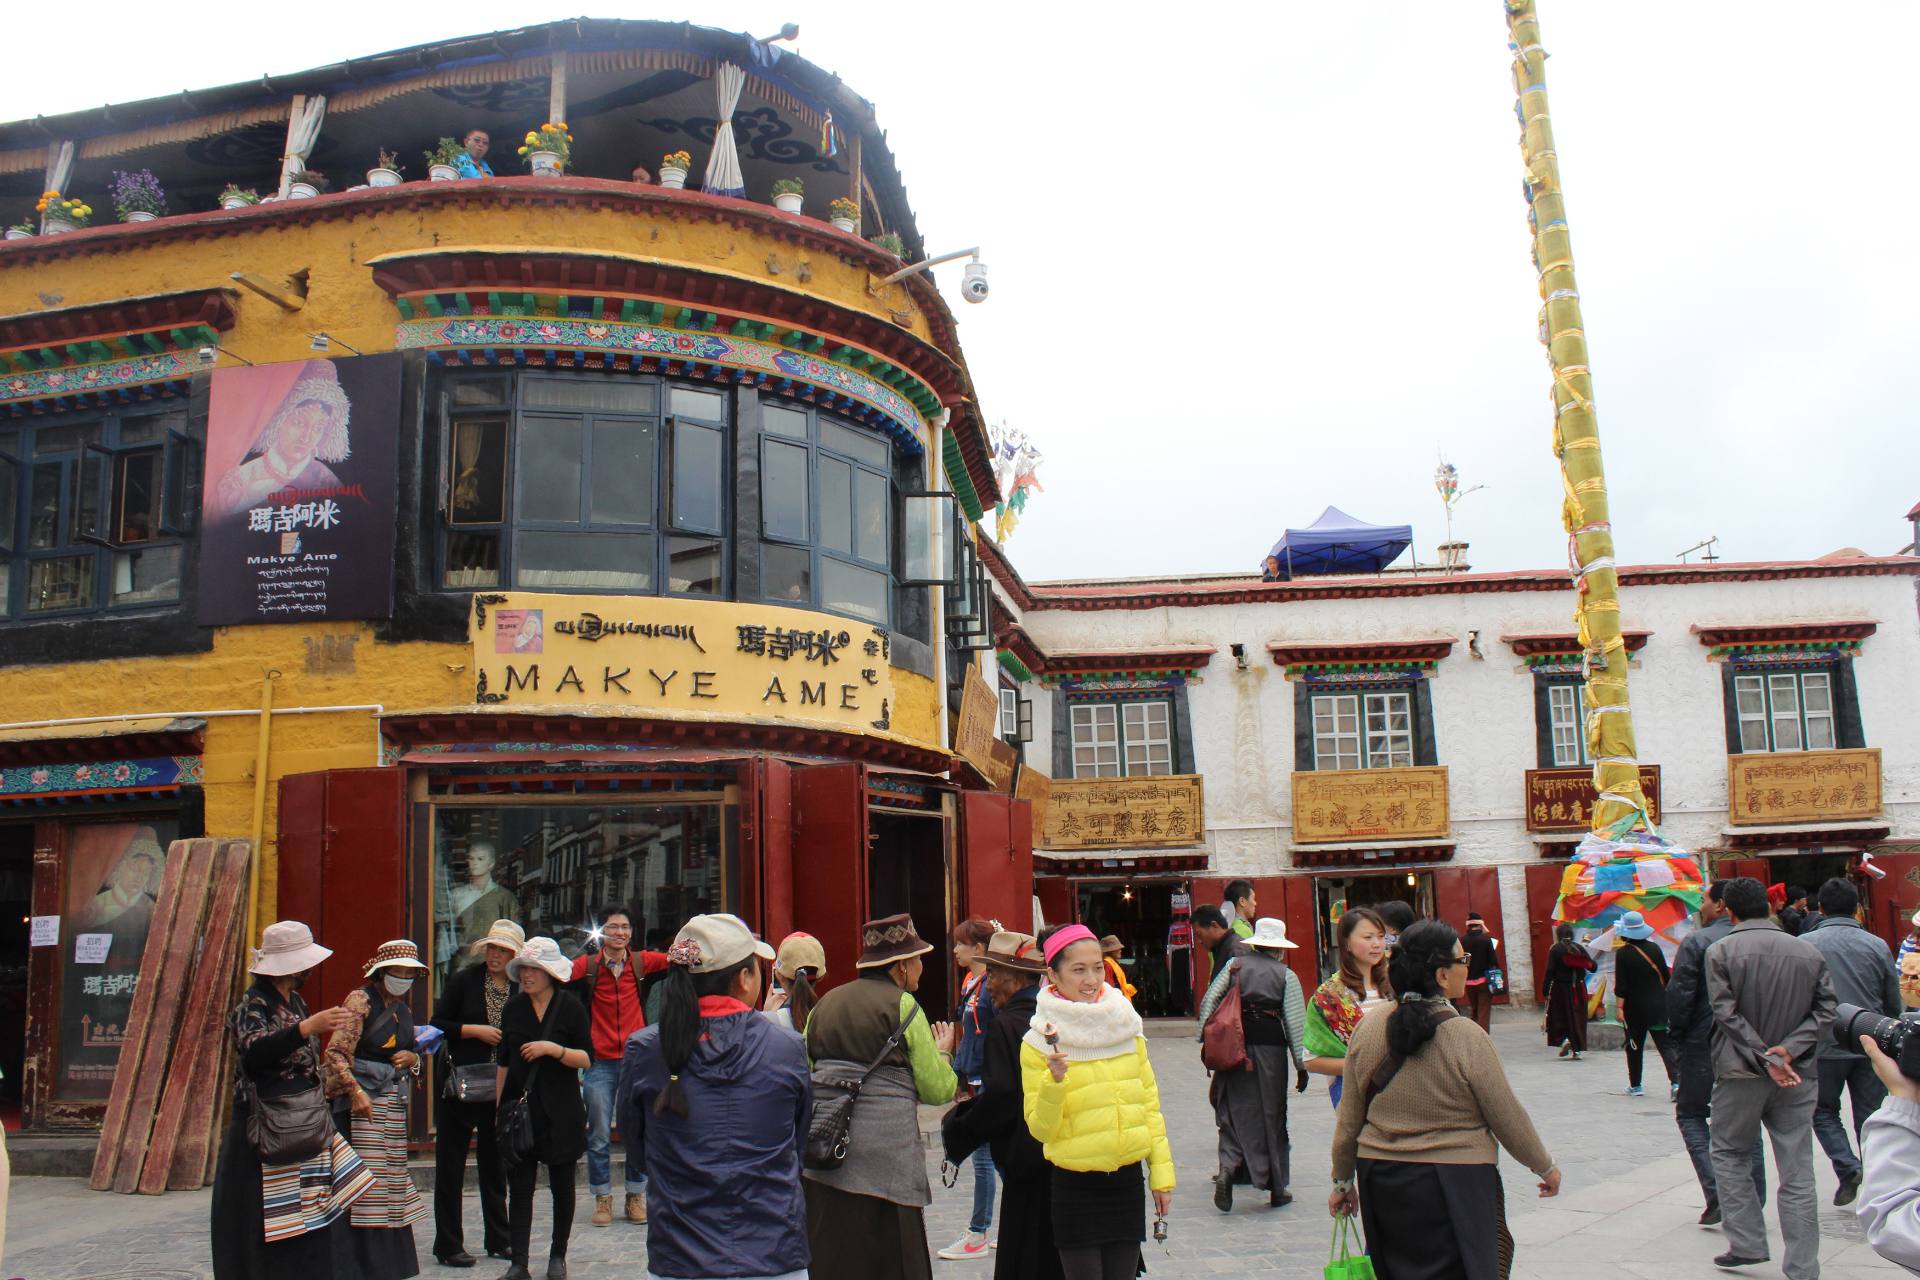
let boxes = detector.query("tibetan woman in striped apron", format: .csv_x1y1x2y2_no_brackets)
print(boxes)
325,939,429,1279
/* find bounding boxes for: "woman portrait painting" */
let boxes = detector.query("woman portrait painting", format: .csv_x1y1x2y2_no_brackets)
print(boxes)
210,359,352,520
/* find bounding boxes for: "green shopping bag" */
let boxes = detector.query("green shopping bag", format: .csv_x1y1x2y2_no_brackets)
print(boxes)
1326,1216,1376,1280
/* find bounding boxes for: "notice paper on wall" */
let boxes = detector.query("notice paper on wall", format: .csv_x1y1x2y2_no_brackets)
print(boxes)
29,915,59,947
73,933,112,964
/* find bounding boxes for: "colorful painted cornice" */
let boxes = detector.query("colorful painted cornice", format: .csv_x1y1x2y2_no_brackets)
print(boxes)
1267,638,1456,676
0,287,236,414
1691,620,1878,650
1504,630,1652,658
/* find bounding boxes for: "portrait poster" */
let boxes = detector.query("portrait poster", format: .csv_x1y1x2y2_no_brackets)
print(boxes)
196,353,402,625
59,822,175,1100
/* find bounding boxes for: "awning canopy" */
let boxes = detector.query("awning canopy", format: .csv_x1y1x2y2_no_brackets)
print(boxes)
1264,506,1412,579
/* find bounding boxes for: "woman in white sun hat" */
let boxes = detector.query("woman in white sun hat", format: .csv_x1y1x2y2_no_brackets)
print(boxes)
1197,917,1309,1212
496,936,592,1280
430,917,525,1266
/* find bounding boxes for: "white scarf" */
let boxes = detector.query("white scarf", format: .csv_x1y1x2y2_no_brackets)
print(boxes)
1022,983,1144,1062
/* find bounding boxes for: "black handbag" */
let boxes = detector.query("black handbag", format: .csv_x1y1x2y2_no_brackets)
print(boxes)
447,1062,498,1105
804,1003,920,1171
497,996,560,1169
246,1079,333,1165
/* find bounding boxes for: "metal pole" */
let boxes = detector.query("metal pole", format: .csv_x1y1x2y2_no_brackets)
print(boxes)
1506,1,1650,834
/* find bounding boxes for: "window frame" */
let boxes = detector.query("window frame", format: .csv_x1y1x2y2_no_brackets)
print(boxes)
756,396,897,627
1733,668,1837,753
1547,681,1589,767
1068,697,1175,778
1311,689,1413,770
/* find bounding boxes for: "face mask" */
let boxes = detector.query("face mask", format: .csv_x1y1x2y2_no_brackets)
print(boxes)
383,974,414,996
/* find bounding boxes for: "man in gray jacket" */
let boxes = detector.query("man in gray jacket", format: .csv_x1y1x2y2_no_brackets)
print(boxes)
1707,876,1837,1277
1668,880,1765,1225
1805,876,1903,1205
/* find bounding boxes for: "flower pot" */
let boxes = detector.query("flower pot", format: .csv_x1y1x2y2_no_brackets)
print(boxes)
659,167,688,190
288,182,319,200
367,168,402,187
773,192,804,213
221,196,253,210
43,218,75,234
4,228,31,241
528,150,563,176
429,163,460,182
830,216,856,233
123,210,157,223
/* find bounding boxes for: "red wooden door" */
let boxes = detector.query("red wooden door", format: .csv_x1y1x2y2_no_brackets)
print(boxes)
959,792,1034,933
275,768,407,1012
1035,878,1075,933
1525,862,1570,1004
1723,858,1771,886
789,763,868,993
1431,866,1509,1004
1276,876,1322,994
1865,852,1920,951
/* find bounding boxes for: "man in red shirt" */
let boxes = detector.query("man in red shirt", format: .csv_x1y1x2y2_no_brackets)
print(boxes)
571,906,669,1227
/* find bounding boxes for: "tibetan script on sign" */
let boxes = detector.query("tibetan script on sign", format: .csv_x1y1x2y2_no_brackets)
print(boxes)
1728,748,1881,826
1292,767,1450,844
1041,775,1204,851
1525,765,1662,833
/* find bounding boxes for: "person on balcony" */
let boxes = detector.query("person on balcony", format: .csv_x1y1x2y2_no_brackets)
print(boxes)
456,130,494,179
629,163,653,185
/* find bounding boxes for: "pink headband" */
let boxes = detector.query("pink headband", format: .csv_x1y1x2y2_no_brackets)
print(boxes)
1043,925,1097,967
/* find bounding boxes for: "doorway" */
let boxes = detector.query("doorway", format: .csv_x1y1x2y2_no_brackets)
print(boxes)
869,811,953,1017
1311,870,1434,981
1075,879,1192,1018
0,824,27,1125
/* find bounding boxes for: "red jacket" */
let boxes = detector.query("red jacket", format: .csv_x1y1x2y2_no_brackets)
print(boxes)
570,948,670,1062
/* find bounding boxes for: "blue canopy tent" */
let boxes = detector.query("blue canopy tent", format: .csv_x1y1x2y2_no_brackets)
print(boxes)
1263,506,1413,580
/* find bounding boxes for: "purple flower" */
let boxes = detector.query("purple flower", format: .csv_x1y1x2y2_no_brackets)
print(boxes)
109,169,166,218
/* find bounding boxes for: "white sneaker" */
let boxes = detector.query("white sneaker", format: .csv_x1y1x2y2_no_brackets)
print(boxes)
938,1231,993,1261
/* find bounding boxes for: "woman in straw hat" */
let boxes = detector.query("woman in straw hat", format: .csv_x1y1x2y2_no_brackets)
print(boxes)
1197,917,1308,1212
324,940,430,1279
804,913,960,1279
429,918,524,1266
210,921,372,1280
495,937,591,1280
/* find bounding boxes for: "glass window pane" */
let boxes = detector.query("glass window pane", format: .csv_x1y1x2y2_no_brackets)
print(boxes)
115,450,161,543
819,456,852,553
670,421,723,535
26,554,93,612
35,423,100,455
523,378,657,413
0,455,15,553
590,419,656,526
671,387,726,421
1805,715,1835,750
900,493,954,583
853,468,887,564
1772,717,1802,751
762,405,808,439
450,419,508,524
70,453,102,544
1734,676,1766,717
1739,720,1770,752
450,377,511,408
762,441,809,542
28,463,61,549
821,419,889,469
0,560,8,615
820,557,886,623
518,418,583,523
667,536,722,595
762,542,811,604
111,544,181,604
445,531,501,588
1801,673,1832,713
514,531,654,591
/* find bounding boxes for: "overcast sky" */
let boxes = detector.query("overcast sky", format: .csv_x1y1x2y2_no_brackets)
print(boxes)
9,4,1916,580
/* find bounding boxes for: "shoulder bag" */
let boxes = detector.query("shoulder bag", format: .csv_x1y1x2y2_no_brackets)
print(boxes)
1201,960,1252,1074
247,1075,333,1165
497,995,561,1170
804,1002,921,1171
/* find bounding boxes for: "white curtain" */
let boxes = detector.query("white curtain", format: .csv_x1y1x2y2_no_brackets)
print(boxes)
277,95,328,198
702,63,746,198
39,140,74,230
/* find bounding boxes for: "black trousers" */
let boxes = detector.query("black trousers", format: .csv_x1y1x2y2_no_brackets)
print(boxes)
434,1095,509,1259
1058,1242,1141,1280
507,1157,578,1266
1625,1024,1679,1090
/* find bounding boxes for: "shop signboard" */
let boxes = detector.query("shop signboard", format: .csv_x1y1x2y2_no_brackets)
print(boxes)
1524,765,1661,832
1041,775,1203,850
1292,766,1450,844
954,669,1015,790
469,592,898,736
58,821,176,1099
1728,747,1882,826
1015,764,1053,832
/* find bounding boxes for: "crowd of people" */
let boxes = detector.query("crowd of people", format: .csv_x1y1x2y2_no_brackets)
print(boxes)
210,868,1920,1280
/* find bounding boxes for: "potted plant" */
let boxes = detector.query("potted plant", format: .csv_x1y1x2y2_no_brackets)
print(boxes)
828,197,859,233
771,177,805,213
425,138,464,181
660,149,693,190
5,220,32,241
518,122,572,176
35,191,92,233
218,184,260,210
109,169,166,223
367,149,403,188
871,231,906,258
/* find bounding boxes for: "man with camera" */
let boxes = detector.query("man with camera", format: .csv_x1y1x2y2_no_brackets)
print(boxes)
1804,877,1903,1206
1854,1010,1920,1271
1705,876,1837,1278
1668,880,1766,1225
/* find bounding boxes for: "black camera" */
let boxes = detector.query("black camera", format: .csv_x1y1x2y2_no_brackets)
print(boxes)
1834,1003,1920,1080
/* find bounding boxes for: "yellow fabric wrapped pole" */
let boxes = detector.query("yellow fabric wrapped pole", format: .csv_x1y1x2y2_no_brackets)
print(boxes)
1505,0,1650,834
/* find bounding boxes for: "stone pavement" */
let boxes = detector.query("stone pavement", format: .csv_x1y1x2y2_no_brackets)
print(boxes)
4,1014,1908,1279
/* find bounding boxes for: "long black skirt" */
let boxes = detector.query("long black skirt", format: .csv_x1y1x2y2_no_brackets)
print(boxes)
209,1100,341,1280
804,1178,933,1280
1051,1161,1144,1249
1355,1158,1512,1280
1544,980,1588,1052
995,1172,1063,1280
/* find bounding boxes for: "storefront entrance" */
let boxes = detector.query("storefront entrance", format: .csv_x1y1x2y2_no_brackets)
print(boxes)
0,823,28,1126
1310,870,1434,980
870,810,954,1017
1075,879,1192,1018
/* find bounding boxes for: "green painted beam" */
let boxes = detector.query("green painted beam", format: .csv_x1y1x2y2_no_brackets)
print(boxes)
943,430,984,521
395,297,416,320
139,332,164,354
537,293,561,316
487,291,505,315
520,292,537,315
619,298,638,323
674,307,695,330
422,294,444,317
454,292,473,316
998,650,1035,683
589,295,605,319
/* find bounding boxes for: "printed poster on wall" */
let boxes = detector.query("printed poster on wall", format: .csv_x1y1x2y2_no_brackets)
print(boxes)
59,822,175,1100
196,354,402,625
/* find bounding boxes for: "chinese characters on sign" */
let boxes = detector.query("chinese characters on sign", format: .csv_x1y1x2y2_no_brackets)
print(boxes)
471,593,898,736
1040,775,1205,851
1292,767,1451,844
1524,766,1662,833
1727,748,1882,826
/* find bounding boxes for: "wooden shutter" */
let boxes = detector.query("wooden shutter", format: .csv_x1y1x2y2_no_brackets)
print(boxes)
960,792,1035,933
789,762,867,993
274,768,407,1012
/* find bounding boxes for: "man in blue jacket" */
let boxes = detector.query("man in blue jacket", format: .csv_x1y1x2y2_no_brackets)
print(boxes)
1804,877,1903,1205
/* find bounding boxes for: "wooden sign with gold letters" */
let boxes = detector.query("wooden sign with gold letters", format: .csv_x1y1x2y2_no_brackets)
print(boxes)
1728,748,1881,826
1041,775,1203,850
1292,767,1450,843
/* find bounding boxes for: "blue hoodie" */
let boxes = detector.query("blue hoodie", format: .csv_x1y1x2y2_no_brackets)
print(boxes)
619,999,812,1279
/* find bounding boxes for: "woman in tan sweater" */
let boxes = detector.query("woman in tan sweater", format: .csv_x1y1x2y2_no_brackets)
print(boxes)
1329,920,1562,1280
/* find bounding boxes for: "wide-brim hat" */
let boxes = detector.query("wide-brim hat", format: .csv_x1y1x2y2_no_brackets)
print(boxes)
251,920,333,976
507,936,574,983
1617,911,1655,940
365,939,429,977
983,929,1045,974
1246,917,1300,950
1098,934,1124,956
470,918,526,957
855,913,933,970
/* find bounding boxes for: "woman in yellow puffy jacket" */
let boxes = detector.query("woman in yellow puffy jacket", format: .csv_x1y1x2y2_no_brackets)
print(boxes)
1022,924,1175,1280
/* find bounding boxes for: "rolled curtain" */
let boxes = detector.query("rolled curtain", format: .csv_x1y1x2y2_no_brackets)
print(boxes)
277,95,328,198
39,140,74,230
702,62,746,198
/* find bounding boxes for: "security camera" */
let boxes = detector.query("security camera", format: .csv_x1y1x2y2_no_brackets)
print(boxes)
309,333,331,352
196,346,217,367
961,260,989,304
